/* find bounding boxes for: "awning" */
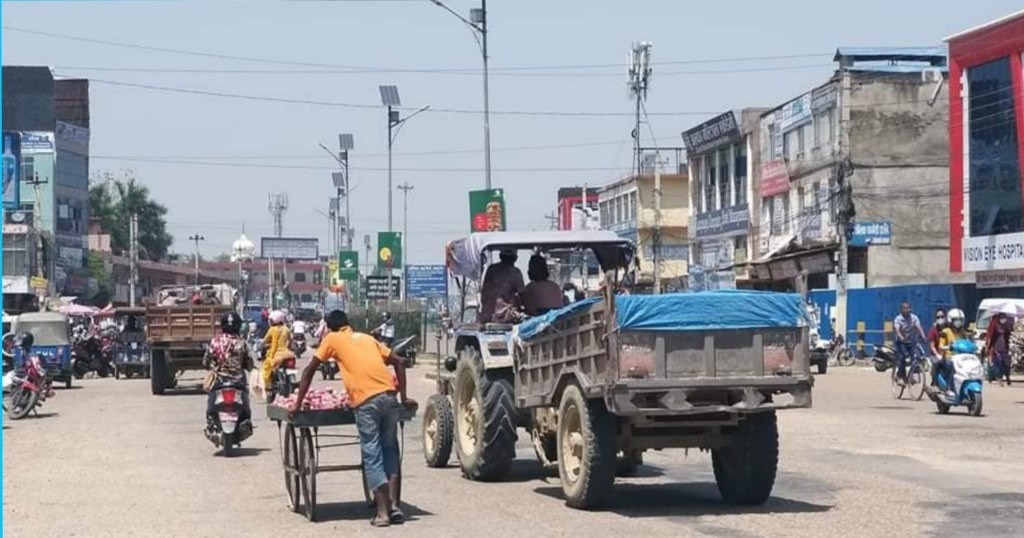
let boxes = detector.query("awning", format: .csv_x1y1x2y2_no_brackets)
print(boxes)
745,245,836,282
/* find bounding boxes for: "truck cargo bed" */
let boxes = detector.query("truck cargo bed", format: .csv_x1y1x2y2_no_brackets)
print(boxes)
146,305,231,346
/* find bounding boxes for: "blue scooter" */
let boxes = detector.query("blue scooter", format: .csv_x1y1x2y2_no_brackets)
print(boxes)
928,339,984,417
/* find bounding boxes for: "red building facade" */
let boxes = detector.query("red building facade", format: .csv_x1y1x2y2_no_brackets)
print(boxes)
948,10,1024,273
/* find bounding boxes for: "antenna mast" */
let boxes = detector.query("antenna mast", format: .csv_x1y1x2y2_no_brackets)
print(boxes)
268,191,289,237
628,41,653,177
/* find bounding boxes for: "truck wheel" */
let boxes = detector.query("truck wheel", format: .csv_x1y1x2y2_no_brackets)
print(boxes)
557,384,616,510
453,346,517,481
713,411,778,505
423,394,454,468
150,350,168,395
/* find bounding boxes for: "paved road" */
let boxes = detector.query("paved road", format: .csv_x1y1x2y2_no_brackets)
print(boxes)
5,364,1024,537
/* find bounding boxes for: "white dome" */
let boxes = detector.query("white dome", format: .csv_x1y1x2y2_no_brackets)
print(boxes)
231,233,256,261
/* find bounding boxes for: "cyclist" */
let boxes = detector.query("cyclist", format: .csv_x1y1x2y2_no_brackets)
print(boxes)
894,301,927,385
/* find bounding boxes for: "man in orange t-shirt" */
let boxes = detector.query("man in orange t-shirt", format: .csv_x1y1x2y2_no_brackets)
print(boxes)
291,310,415,527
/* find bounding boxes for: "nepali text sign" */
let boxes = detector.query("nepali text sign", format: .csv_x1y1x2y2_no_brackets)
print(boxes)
976,268,1024,289
962,232,1024,272
366,275,401,300
695,203,749,239
811,84,838,113
377,232,403,269
641,243,689,261
681,111,740,155
779,93,812,131
261,237,319,260
338,251,359,282
20,132,54,154
469,189,506,232
2,131,22,209
850,221,892,247
406,265,448,299
759,160,791,198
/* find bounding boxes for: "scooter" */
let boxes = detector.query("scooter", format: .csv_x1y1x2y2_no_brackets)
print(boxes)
269,356,298,402
291,333,307,358
319,358,339,380
927,339,984,416
5,354,53,420
204,374,254,457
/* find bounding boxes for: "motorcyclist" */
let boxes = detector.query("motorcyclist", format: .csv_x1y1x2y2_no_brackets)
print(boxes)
255,309,270,339
929,308,969,397
927,308,946,358
373,312,396,347
260,310,294,400
203,313,253,428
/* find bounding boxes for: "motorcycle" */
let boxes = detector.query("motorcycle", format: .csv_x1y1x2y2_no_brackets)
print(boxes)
928,339,984,416
4,353,53,420
319,358,339,380
269,356,298,402
204,373,254,457
72,332,114,379
291,332,307,358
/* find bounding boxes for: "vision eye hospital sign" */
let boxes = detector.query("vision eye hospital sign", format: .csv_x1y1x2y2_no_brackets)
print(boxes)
961,234,1024,272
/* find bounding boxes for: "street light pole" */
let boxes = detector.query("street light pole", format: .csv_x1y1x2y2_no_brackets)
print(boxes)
388,106,395,232
430,0,492,189
188,234,204,285
397,182,414,308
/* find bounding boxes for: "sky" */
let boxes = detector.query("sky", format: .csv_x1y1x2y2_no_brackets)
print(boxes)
3,0,1022,264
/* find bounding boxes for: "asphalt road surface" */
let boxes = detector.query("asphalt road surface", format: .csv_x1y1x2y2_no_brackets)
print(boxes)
5,362,1024,537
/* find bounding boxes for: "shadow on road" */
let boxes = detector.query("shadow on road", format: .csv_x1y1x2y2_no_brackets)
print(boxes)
869,405,914,411
224,447,270,458
533,482,832,517
502,458,558,483
313,501,433,523
162,386,206,396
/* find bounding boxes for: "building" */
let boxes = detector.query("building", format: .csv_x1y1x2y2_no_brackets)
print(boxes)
683,109,765,290
599,151,689,292
200,259,326,311
556,187,599,231
2,66,91,303
947,10,1024,287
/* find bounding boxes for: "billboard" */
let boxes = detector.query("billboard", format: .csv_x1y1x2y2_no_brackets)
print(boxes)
338,251,360,281
366,275,401,300
2,131,22,209
469,188,506,232
376,232,403,269
406,265,447,299
260,237,319,260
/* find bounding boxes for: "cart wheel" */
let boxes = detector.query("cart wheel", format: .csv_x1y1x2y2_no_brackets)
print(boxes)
115,367,121,380
299,428,317,522
283,425,300,513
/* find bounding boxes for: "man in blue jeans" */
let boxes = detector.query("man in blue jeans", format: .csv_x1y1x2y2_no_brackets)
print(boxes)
894,301,927,384
292,310,416,527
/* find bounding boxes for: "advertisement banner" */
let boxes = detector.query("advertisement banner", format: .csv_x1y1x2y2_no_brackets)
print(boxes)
779,93,812,131
759,160,791,198
811,84,838,113
962,232,1024,272
366,275,401,300
694,203,749,239
406,265,448,299
2,131,22,209
681,111,741,155
469,189,506,232
641,243,689,261
850,221,892,247
56,121,89,155
20,132,54,154
261,237,319,260
338,251,359,281
377,232,403,269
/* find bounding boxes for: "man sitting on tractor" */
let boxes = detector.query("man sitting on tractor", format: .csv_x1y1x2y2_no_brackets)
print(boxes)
479,249,525,323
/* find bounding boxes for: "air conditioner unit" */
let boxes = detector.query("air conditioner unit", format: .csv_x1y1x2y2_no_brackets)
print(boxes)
922,68,943,84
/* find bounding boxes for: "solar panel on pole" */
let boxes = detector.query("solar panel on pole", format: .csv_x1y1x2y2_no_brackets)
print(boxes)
378,85,401,107
338,133,354,151
331,172,345,189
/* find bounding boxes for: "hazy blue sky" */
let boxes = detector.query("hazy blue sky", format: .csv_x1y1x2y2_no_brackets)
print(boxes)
3,0,1021,263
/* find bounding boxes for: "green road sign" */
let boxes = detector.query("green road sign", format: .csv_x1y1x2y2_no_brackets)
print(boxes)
338,251,360,281
469,188,506,232
377,231,403,269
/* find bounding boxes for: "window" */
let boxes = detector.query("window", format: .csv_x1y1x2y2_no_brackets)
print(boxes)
718,148,731,208
600,201,609,227
763,123,777,162
313,269,323,284
693,157,703,213
615,196,623,224
734,143,747,206
707,153,718,210
812,181,822,211
797,126,806,157
814,111,833,148
293,272,307,283
783,130,796,161
770,194,790,236
629,191,638,220
968,56,1022,237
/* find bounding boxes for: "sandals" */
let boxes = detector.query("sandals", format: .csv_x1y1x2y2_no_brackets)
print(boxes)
370,515,390,528
389,508,405,525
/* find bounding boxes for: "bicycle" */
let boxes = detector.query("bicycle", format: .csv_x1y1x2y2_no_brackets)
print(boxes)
891,340,928,401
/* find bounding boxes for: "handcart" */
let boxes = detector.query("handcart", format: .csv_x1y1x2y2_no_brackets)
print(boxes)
266,404,416,522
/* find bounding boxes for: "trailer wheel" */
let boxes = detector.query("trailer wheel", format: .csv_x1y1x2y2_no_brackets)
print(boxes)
713,411,778,505
557,384,616,510
150,350,168,395
453,346,517,481
423,394,454,468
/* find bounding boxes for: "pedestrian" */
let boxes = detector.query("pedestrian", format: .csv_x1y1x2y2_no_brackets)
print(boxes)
893,301,926,385
987,313,1013,386
291,310,416,527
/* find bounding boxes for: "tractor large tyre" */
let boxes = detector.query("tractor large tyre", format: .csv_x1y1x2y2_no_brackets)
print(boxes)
423,394,455,468
453,346,517,482
712,411,779,505
150,350,168,396
557,384,617,510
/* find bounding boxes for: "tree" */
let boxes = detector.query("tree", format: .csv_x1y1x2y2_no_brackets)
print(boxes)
90,170,173,260
86,251,113,306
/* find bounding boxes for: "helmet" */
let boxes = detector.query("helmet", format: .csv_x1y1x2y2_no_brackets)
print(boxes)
19,332,34,349
269,310,285,325
220,312,242,335
382,312,392,321
948,308,966,329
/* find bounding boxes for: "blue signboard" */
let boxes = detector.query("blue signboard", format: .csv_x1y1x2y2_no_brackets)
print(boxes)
2,131,22,209
850,221,892,247
406,264,448,299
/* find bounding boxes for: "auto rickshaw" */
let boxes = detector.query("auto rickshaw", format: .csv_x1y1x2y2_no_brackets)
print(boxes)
12,312,73,388
112,307,149,379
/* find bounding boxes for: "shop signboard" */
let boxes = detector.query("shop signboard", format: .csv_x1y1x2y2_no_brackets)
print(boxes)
366,275,401,300
261,237,319,260
850,221,892,247
681,111,741,155
779,93,812,131
759,160,791,198
695,203,749,239
469,189,506,232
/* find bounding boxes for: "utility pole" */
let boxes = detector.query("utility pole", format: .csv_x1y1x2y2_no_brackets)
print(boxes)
397,182,414,308
129,213,139,306
835,70,854,343
653,153,664,295
188,234,204,285
544,212,558,230
628,42,653,178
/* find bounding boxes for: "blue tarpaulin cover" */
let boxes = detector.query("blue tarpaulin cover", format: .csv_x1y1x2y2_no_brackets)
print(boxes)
516,291,806,342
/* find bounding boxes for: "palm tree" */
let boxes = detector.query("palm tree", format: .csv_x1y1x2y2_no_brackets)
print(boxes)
90,170,173,260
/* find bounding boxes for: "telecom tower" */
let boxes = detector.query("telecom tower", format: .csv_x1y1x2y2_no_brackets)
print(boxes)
627,41,653,178
268,192,289,237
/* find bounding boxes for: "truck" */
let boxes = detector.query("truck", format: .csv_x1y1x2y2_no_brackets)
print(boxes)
146,284,236,395
421,231,813,509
